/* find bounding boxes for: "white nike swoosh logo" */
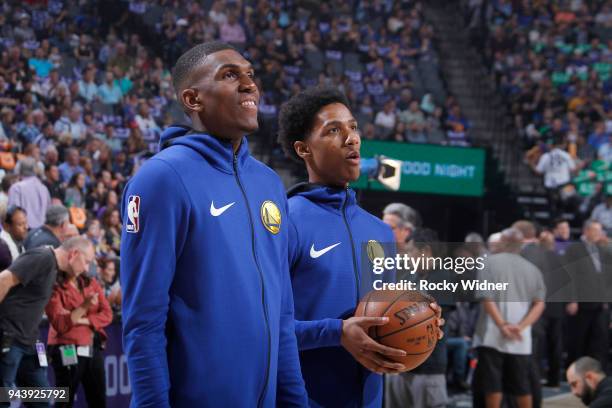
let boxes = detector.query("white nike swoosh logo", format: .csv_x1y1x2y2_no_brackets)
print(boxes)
310,242,341,258
210,201,235,217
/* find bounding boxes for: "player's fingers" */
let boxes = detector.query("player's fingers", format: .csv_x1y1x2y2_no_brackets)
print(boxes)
363,351,405,371
436,317,445,327
356,354,385,374
429,302,442,317
361,337,406,357
357,316,389,327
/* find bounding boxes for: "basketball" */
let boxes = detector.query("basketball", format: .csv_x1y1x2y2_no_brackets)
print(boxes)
355,289,439,372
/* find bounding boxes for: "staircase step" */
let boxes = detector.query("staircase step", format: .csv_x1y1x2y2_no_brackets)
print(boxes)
422,0,543,207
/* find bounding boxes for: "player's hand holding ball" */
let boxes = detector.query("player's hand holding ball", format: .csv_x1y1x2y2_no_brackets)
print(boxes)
341,316,408,374
353,290,444,373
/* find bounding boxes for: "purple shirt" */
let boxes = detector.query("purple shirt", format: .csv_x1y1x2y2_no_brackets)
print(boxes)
8,176,51,229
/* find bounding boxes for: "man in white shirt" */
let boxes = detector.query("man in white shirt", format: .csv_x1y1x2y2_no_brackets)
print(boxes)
473,227,546,408
53,105,87,140
77,68,98,103
374,100,397,137
134,102,161,141
534,144,577,215
535,145,576,188
0,206,27,262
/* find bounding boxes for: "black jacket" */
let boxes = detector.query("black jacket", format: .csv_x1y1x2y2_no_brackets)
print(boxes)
521,243,566,317
591,377,612,408
564,241,612,310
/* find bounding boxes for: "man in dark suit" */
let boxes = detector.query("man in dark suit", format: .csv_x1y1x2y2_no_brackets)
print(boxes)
564,220,612,370
513,220,567,389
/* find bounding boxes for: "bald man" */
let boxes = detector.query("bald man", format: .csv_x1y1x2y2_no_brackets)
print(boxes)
567,357,612,407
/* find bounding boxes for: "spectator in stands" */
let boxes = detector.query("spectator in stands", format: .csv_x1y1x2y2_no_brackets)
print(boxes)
15,143,45,176
102,208,120,256
64,172,86,208
63,223,80,241
98,258,121,315
208,1,227,26
552,217,571,255
533,141,577,215
134,102,161,141
16,111,41,145
0,237,94,406
567,357,612,408
96,190,118,220
107,42,133,74
58,148,84,183
399,99,427,143
220,11,247,48
8,157,50,229
0,176,16,214
382,202,421,255
45,237,110,408
98,71,123,108
564,220,611,370
472,227,546,408
24,204,70,250
590,194,612,235
74,35,95,68
78,67,98,103
45,164,63,203
0,206,27,263
54,106,87,141
374,100,397,138
426,106,446,144
28,48,53,79
445,104,470,146
597,133,612,162
85,219,110,260
588,122,609,151
13,12,34,42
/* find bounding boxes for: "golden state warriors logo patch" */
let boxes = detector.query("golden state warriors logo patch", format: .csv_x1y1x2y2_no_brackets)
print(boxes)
260,200,281,234
366,240,385,263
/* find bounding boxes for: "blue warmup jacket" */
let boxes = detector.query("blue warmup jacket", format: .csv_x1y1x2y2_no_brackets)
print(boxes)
120,126,308,408
287,183,395,408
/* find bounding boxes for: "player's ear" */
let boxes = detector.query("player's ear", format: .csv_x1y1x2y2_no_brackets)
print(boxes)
294,140,311,160
181,88,204,112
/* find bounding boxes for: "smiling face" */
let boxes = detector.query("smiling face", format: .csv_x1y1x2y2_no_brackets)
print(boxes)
295,103,361,187
179,49,260,143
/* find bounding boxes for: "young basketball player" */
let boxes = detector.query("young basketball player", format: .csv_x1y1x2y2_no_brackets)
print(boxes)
121,41,308,407
278,86,443,407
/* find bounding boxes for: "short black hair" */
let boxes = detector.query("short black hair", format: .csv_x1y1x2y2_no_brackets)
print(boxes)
171,41,237,95
5,205,26,225
277,86,350,163
551,217,568,228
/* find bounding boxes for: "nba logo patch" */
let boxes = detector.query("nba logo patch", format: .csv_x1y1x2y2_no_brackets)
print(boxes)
126,195,140,233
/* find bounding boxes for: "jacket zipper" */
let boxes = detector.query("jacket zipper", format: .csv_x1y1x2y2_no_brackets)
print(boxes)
233,154,271,408
341,187,364,407
341,188,360,303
